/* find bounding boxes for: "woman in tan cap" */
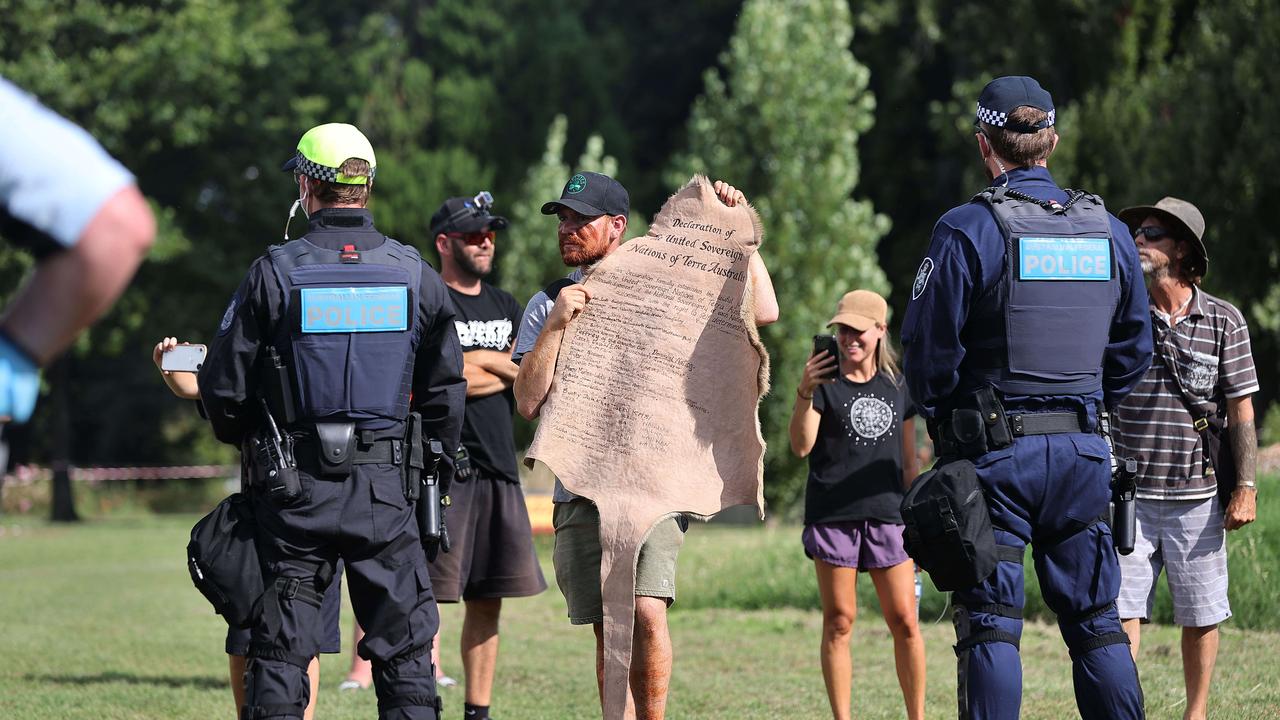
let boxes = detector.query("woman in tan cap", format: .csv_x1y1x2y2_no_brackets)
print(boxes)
788,290,925,720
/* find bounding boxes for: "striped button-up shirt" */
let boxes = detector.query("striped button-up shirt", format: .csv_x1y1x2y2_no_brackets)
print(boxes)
1113,287,1259,500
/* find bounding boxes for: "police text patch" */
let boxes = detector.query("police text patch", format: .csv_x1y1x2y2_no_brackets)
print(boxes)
1018,237,1111,281
301,286,408,333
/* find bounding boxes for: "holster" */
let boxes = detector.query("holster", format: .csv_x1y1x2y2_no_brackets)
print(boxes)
404,412,425,501
314,422,356,476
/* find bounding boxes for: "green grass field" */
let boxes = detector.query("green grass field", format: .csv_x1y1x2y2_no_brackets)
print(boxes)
2,504,1278,719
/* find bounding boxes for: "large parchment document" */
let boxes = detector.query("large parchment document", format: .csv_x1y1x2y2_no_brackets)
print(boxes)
526,175,769,719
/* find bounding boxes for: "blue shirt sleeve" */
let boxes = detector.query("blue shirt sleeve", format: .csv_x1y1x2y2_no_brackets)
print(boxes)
0,78,133,250
900,221,982,418
1102,215,1153,408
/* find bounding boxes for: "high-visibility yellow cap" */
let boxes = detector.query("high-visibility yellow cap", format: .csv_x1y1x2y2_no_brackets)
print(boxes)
280,123,376,185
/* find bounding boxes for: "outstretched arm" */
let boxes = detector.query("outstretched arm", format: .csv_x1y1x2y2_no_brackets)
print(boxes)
710,179,778,326
2,185,154,366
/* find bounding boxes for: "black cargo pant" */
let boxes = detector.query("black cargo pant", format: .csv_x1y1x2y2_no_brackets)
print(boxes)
243,461,439,720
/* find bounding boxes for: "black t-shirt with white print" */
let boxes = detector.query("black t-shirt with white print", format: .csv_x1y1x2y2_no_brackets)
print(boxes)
448,283,522,483
805,371,915,525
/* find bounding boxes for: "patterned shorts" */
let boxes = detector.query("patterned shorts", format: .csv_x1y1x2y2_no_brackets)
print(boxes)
1117,497,1231,627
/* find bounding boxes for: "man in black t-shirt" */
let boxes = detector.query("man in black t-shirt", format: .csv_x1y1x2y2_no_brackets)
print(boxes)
428,194,548,720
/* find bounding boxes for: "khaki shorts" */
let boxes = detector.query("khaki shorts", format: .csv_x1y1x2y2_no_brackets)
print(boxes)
552,499,688,625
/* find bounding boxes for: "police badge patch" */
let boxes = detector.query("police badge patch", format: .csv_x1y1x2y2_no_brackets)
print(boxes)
912,257,934,300
217,294,238,336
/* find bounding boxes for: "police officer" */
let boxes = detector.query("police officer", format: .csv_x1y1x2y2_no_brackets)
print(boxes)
901,77,1151,719
199,123,465,720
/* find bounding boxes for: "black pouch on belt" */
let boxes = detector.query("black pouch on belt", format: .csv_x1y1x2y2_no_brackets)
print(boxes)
315,422,356,476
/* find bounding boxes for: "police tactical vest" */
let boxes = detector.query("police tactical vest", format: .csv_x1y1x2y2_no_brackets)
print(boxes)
963,187,1121,396
267,236,422,429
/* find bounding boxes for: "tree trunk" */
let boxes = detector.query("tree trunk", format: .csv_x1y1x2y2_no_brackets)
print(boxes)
49,358,78,523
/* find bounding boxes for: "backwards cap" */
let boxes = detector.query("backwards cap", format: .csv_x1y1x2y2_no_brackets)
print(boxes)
975,76,1056,134
280,123,376,185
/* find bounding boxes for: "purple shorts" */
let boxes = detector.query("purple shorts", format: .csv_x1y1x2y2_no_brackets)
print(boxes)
802,520,910,571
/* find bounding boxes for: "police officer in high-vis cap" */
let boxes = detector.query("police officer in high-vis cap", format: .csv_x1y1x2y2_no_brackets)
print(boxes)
200,123,465,720
901,77,1151,719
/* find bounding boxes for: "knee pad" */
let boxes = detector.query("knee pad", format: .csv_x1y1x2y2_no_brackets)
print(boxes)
953,603,1022,720
241,656,309,720
1059,601,1130,661
373,644,441,719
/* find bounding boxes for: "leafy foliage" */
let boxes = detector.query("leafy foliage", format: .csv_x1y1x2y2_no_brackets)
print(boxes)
0,0,1276,515
669,0,889,512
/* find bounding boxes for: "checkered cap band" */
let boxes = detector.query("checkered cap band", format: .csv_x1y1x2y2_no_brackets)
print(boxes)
976,104,1056,129
976,103,1009,127
293,153,375,183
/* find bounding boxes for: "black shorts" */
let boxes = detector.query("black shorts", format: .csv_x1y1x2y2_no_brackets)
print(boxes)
225,560,344,656
428,472,548,602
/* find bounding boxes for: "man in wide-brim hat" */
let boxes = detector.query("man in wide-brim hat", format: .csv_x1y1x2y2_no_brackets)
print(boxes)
1112,196,1259,720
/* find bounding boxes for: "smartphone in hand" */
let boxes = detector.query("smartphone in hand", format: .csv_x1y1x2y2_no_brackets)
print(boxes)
812,335,840,380
161,344,207,373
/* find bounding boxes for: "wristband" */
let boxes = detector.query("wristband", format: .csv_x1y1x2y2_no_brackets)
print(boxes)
0,330,41,423
797,389,813,401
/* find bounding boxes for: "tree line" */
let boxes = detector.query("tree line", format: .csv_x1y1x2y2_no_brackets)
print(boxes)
1,0,1274,514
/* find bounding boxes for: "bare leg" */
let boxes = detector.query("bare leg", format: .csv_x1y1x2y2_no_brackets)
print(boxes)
344,623,373,689
815,559,857,720
461,598,502,706
631,596,673,720
869,561,926,720
1122,618,1142,662
304,657,319,720
1182,624,1219,720
234,655,320,720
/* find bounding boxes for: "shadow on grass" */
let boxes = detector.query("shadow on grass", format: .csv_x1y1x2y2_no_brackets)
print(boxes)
26,671,225,690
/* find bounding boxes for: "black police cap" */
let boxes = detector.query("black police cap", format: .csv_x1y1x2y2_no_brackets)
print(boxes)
976,76,1056,134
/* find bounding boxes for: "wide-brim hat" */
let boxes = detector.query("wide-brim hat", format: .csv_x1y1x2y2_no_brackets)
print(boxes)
827,290,888,331
1118,196,1208,273
280,123,376,185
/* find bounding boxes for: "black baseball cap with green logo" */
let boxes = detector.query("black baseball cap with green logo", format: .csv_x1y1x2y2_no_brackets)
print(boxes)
540,171,630,218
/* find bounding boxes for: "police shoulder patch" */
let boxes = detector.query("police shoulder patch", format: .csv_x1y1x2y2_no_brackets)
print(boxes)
912,257,935,300
217,295,238,336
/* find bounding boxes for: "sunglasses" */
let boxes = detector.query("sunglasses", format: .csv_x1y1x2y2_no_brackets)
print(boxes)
1134,226,1172,240
447,231,496,245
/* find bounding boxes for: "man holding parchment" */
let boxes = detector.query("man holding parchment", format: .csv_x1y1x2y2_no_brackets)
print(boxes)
512,171,776,719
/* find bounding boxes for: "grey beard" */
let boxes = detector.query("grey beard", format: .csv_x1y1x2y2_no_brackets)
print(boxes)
1140,258,1170,280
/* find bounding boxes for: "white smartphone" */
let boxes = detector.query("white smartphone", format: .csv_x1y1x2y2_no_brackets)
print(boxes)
161,344,207,373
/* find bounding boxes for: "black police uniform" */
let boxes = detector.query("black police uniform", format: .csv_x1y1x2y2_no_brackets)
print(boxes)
200,207,465,720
